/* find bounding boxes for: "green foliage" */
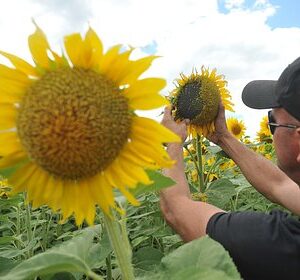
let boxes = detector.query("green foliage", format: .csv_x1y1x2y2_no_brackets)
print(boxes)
0,135,286,279
136,237,241,280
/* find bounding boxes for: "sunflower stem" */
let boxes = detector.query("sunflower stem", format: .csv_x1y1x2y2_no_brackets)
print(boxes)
196,134,205,193
103,213,135,280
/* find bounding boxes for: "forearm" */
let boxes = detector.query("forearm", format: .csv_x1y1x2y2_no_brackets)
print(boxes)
219,132,295,202
161,143,190,198
160,143,190,224
160,143,224,240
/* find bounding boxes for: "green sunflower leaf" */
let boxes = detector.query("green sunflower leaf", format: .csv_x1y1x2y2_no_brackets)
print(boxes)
132,170,175,197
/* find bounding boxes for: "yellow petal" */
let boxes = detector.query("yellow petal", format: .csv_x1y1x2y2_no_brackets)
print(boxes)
28,25,51,68
80,181,96,225
0,64,30,84
0,132,23,156
64,33,84,67
0,51,38,77
129,94,169,110
120,55,158,85
0,104,17,130
118,157,153,186
0,150,27,168
0,79,28,104
108,160,137,188
117,184,140,206
129,139,174,167
60,181,75,221
99,44,122,74
119,144,156,169
88,173,114,215
132,117,181,143
124,78,166,99
9,162,37,192
28,168,49,208
102,49,133,82
84,27,104,68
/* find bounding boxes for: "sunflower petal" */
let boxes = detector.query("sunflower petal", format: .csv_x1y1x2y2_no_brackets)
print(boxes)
0,51,38,77
124,78,166,99
0,132,24,156
120,55,158,85
84,27,104,68
0,64,30,84
64,33,84,67
132,117,181,143
9,162,37,193
117,184,140,206
129,94,169,110
0,104,17,130
28,25,51,68
99,44,123,74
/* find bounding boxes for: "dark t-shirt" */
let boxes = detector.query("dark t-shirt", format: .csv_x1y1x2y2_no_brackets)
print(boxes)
206,210,300,280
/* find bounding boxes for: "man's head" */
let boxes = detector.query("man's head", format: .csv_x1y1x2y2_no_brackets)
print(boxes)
241,57,300,182
242,57,300,121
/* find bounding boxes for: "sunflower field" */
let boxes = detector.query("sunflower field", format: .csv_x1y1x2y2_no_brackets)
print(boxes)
0,26,289,280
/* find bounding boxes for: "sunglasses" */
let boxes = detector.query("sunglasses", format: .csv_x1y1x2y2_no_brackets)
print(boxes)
267,110,300,135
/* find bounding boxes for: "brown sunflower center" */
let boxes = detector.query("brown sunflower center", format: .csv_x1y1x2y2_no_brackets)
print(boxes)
17,67,132,180
175,77,220,125
231,124,242,136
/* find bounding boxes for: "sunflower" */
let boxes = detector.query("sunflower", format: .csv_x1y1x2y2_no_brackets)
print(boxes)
0,25,180,225
226,117,246,139
0,176,9,198
170,67,234,137
256,116,272,143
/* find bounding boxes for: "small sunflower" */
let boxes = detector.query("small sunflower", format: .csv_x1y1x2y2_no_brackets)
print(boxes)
259,116,271,135
226,117,246,139
256,116,272,143
170,67,234,137
0,24,180,225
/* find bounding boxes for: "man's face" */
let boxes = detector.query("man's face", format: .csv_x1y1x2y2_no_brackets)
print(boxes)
272,108,300,176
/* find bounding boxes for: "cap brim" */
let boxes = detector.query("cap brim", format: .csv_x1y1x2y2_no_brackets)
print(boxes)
242,80,279,109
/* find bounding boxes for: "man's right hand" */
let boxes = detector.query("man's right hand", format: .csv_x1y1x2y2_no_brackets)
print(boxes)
207,102,230,145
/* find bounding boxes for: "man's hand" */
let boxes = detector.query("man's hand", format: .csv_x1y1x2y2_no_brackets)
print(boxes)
207,102,230,145
161,106,189,143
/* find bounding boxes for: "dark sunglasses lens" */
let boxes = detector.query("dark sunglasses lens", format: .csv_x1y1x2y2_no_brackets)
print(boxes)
268,111,275,134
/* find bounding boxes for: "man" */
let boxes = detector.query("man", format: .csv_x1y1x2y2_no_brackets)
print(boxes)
160,57,300,280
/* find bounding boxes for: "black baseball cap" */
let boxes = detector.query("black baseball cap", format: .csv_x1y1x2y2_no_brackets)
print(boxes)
242,57,300,121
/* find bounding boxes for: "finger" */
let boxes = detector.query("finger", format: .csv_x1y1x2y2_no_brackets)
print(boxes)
162,106,172,121
184,119,190,125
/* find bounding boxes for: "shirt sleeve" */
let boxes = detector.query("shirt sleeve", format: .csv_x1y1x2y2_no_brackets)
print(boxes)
206,210,300,280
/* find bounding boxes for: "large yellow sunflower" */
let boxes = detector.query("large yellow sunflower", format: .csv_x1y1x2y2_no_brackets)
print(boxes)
170,67,234,137
0,25,180,225
226,117,246,139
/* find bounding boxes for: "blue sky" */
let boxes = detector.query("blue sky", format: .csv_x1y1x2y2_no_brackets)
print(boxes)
218,0,300,28
266,0,300,28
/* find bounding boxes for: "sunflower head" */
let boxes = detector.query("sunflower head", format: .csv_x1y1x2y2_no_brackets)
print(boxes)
226,117,246,139
170,67,234,137
0,24,180,225
256,116,272,143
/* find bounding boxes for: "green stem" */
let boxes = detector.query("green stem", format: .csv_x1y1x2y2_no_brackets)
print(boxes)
25,202,33,258
87,270,105,280
103,213,135,280
203,158,221,187
196,134,205,193
106,253,112,280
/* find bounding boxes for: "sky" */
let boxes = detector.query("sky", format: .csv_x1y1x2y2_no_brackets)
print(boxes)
1,0,300,138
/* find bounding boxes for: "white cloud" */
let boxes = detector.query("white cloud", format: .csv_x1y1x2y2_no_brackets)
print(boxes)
0,0,300,137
